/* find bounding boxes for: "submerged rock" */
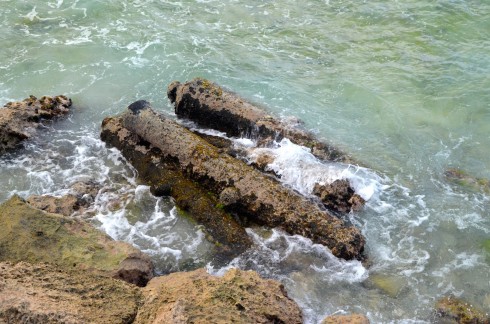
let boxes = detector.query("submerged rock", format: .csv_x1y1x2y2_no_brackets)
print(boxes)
322,314,370,324
0,195,153,286
106,102,364,260
0,261,141,324
363,273,408,298
434,295,489,324
313,179,365,214
168,78,355,164
0,95,72,154
444,168,490,193
135,268,303,324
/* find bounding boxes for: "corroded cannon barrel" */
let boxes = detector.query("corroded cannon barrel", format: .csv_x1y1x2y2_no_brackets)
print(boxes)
110,101,364,260
168,78,354,164
100,113,252,263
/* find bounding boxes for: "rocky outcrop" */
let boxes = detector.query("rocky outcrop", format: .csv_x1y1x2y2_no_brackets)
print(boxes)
168,78,355,164
105,102,364,260
313,180,365,214
0,261,141,324
434,296,489,324
135,268,303,324
27,180,100,216
322,314,370,324
0,95,72,154
100,115,252,264
0,195,153,286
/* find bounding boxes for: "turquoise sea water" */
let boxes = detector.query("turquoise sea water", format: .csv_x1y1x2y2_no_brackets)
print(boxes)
1,1,490,322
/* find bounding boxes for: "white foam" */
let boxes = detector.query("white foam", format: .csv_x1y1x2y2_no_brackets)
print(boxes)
241,138,382,201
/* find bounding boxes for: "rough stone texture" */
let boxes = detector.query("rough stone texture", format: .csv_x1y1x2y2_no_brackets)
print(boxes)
322,314,370,324
109,102,364,260
0,261,141,324
100,116,252,264
0,95,72,154
168,78,355,164
434,296,489,324
313,179,365,214
27,180,101,216
444,168,490,193
135,268,303,324
0,195,153,286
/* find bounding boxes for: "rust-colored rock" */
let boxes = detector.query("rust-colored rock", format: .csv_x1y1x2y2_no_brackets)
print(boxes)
434,295,489,324
112,102,364,260
135,268,303,324
100,114,252,263
0,195,153,286
313,179,365,214
0,261,141,324
322,314,370,324
0,95,72,154
168,78,354,164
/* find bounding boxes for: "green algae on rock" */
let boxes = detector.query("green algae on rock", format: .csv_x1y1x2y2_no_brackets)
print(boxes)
444,168,490,194
434,295,489,324
0,195,153,286
0,261,142,324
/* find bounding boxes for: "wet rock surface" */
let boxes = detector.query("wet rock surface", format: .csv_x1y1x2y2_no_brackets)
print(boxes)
135,268,303,324
0,261,141,324
109,102,364,260
168,78,354,164
322,314,370,324
313,179,365,214
100,115,252,263
434,296,489,324
0,95,72,154
26,180,100,216
0,195,153,286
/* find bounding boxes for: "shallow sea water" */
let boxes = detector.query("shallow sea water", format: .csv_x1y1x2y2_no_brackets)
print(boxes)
1,1,490,322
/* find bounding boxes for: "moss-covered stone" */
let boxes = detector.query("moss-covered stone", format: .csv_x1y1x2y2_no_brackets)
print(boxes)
364,273,407,298
444,168,490,193
434,296,489,323
0,195,153,286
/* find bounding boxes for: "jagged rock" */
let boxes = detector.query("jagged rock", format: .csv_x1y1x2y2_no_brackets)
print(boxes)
313,179,365,213
100,115,252,264
0,95,72,154
168,78,355,164
27,180,101,216
322,314,370,324
0,261,141,324
135,268,303,324
104,102,364,260
434,296,489,324
0,195,153,286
